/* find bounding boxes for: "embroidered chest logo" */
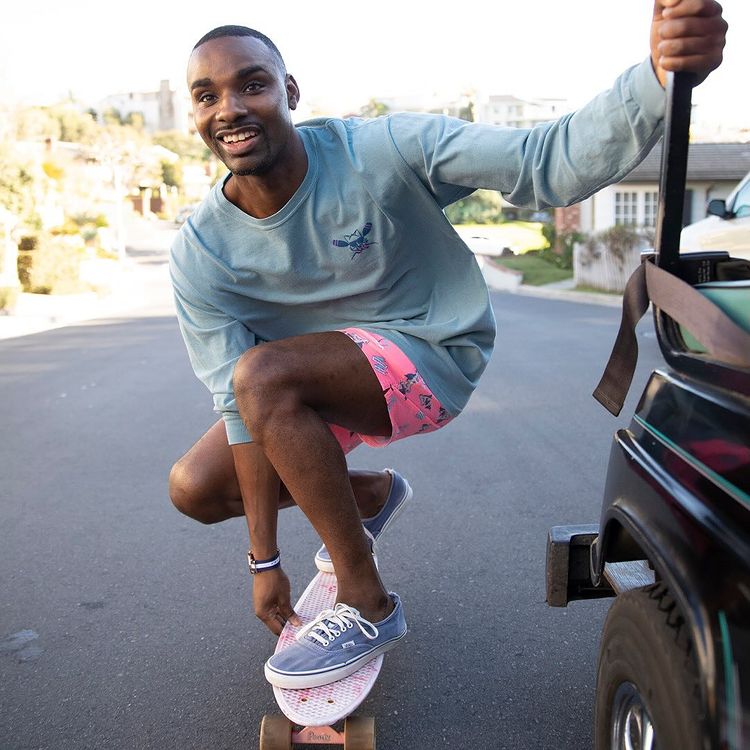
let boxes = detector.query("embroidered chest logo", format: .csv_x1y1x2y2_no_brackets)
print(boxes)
332,222,377,260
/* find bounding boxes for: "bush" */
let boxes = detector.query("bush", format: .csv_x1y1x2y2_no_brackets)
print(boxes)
0,286,18,311
536,225,583,270
71,213,109,229
444,190,505,224
16,235,37,289
17,233,87,294
579,225,649,269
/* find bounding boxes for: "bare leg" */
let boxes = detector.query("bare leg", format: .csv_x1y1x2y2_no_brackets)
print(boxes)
233,332,395,622
169,420,391,524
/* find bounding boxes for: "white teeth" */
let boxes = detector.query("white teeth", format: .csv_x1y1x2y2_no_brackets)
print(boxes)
222,131,255,143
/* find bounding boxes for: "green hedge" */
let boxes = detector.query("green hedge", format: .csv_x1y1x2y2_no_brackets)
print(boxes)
17,233,87,294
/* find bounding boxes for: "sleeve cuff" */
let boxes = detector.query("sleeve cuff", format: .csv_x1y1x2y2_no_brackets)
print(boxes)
630,57,666,123
223,414,253,445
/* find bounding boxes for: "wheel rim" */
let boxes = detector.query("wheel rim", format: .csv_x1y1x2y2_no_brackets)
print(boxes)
611,682,657,750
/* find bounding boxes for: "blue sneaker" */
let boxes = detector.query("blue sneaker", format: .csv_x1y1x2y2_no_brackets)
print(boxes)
314,469,412,574
264,593,407,689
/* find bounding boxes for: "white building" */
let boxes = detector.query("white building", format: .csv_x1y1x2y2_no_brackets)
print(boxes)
474,93,568,128
96,80,191,134
574,142,750,235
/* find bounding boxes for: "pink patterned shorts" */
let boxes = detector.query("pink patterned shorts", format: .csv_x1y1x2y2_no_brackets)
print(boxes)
329,327,453,455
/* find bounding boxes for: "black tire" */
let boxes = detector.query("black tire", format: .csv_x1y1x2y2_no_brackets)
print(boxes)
595,583,704,750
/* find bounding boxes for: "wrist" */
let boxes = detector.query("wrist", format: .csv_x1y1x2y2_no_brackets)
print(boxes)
247,549,281,574
248,528,278,561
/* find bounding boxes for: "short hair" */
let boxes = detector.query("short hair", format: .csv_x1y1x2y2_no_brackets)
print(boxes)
193,26,286,72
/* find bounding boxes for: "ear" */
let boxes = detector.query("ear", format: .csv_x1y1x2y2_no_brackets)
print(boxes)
286,74,300,111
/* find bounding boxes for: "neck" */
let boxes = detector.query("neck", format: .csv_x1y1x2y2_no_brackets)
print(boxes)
224,131,308,219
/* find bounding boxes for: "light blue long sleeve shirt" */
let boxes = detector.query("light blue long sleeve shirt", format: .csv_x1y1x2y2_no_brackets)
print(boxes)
170,59,664,444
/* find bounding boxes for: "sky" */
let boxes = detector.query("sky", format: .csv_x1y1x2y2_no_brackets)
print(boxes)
1,0,748,128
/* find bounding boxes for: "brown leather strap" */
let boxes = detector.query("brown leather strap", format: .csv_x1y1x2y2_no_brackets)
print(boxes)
592,264,650,416
593,260,750,416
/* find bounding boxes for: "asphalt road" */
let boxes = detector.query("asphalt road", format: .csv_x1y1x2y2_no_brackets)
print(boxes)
0,253,663,750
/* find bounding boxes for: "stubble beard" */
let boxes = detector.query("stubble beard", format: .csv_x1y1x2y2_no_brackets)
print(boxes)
232,162,272,177
226,146,276,177
223,126,293,177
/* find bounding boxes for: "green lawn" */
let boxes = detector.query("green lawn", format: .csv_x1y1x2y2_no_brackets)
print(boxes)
453,221,574,285
491,254,573,286
453,221,548,255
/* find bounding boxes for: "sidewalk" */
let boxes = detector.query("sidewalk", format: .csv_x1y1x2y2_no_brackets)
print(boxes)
513,277,623,308
1,223,622,342
474,254,624,308
0,217,176,341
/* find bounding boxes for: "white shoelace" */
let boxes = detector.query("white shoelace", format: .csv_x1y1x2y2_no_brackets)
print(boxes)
297,603,379,647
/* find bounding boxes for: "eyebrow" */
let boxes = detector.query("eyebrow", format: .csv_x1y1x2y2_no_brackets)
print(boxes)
190,65,270,92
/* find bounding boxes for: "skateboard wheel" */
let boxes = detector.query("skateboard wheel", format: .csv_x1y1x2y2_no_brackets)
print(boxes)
344,716,376,750
259,714,292,750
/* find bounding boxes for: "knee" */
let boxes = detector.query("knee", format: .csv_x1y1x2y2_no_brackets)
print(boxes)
233,346,299,433
168,459,220,525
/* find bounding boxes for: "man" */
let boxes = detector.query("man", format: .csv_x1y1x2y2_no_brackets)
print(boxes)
169,0,727,690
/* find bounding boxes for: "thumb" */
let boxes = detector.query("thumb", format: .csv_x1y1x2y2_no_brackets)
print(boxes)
283,606,302,627
654,0,680,11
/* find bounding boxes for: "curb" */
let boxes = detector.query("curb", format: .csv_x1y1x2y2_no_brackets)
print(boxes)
0,262,156,341
510,284,624,308
477,258,623,308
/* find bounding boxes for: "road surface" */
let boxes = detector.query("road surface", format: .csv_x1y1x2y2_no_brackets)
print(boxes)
1,243,663,749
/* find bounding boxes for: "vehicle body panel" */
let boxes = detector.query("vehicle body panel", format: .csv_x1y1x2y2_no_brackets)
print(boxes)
681,172,750,260
591,369,750,748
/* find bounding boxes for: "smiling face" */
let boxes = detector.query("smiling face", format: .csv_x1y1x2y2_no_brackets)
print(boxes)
187,35,300,177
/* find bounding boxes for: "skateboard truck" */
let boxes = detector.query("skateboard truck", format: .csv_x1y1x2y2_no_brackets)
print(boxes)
260,715,375,749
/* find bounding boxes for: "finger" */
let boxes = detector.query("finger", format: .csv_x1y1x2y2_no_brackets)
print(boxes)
285,608,302,628
266,618,283,636
658,15,727,41
277,600,301,628
657,34,724,72
658,52,724,74
661,0,723,19
655,14,726,78
658,34,726,59
258,610,284,636
275,612,289,630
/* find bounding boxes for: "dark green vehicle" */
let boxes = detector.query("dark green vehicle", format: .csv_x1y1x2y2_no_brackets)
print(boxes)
545,73,750,750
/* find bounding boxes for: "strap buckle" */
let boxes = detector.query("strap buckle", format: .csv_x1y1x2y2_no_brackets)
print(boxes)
247,550,281,575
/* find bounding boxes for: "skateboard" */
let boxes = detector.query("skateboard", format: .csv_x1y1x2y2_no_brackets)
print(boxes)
259,571,381,749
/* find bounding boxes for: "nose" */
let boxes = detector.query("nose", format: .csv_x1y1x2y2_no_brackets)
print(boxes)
217,91,249,123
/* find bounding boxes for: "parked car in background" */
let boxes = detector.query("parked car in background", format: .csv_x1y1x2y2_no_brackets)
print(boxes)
681,170,750,259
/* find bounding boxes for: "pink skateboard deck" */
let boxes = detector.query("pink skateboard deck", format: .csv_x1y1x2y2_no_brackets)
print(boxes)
272,571,382,725
260,571,381,748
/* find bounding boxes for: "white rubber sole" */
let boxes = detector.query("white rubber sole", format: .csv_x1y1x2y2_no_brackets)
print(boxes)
314,472,412,574
264,631,406,689
314,550,379,574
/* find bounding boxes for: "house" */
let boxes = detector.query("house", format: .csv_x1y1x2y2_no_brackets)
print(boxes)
559,142,750,237
566,142,750,292
475,93,568,129
96,80,191,134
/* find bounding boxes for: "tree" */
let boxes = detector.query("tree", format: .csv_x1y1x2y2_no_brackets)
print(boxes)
0,143,38,224
124,111,145,131
458,100,475,122
102,107,125,126
161,159,183,189
15,104,99,145
153,131,211,163
50,104,99,144
359,99,390,118
444,189,505,224
14,107,61,141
